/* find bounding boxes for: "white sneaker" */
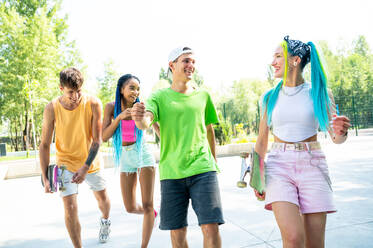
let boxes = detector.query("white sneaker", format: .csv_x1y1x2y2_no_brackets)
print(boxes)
99,218,111,243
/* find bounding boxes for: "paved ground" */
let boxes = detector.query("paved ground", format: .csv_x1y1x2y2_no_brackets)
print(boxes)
0,135,372,248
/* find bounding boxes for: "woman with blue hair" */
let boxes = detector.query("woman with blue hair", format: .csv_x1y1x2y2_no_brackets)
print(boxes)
102,74,156,248
254,36,351,247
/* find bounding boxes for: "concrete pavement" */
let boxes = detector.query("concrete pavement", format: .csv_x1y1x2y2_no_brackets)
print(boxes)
0,135,372,247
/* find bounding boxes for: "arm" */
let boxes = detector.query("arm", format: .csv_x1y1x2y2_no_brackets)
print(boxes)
72,97,103,184
253,112,269,200
206,124,217,162
327,89,350,144
131,102,154,130
102,102,131,142
254,113,270,159
39,102,55,193
102,103,116,142
152,122,160,138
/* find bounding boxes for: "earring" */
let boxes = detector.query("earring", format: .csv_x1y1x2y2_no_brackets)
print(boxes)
294,62,297,67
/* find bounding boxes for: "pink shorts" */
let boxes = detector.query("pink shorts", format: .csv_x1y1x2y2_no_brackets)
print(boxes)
264,143,336,214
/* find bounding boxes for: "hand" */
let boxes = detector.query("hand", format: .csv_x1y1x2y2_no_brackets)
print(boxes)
131,102,146,121
71,165,89,184
331,115,351,136
117,108,132,120
241,152,250,158
254,189,266,201
43,177,53,193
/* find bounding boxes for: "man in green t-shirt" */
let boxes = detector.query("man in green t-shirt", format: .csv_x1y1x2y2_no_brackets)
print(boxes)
132,47,224,247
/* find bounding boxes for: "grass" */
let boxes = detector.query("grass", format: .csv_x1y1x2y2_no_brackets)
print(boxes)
0,155,35,162
0,155,55,162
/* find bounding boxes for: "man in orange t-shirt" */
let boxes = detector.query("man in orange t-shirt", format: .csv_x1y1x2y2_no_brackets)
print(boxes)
39,68,111,247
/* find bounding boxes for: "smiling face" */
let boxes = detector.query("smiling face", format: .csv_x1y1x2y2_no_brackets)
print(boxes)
121,78,140,105
169,53,195,82
271,45,286,78
60,86,82,105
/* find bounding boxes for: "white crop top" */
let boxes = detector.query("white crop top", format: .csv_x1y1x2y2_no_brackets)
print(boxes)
270,82,319,142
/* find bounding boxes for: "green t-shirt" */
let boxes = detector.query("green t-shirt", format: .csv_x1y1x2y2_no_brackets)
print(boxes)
146,88,219,180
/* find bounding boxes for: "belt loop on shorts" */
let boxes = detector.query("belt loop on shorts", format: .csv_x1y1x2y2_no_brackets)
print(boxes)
305,143,310,153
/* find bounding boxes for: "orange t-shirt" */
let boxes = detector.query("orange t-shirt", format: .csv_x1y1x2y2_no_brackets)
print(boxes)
53,95,100,173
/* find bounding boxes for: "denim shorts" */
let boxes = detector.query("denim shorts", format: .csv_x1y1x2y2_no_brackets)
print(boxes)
159,171,225,230
60,169,106,197
120,142,155,173
265,144,336,214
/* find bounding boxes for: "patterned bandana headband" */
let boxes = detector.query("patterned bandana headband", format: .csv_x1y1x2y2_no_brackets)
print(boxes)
284,35,311,63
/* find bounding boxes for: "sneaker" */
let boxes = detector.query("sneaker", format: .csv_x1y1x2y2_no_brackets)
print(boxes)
99,218,111,243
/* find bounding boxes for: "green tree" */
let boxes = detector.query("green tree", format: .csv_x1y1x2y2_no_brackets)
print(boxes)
151,79,170,92
97,59,119,107
353,35,370,57
3,0,48,17
320,36,373,129
192,69,204,87
214,112,232,145
158,67,172,84
216,79,270,136
266,65,275,87
320,36,373,96
158,67,204,87
0,1,81,153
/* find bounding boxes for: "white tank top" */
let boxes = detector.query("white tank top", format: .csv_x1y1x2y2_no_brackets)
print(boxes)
270,82,319,142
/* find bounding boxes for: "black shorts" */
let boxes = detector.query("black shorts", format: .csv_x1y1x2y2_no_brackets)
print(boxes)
159,171,225,230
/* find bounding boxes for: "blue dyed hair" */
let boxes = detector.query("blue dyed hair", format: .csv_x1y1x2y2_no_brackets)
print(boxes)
112,74,143,167
262,40,331,132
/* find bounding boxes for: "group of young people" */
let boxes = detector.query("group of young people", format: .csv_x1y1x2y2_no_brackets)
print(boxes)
39,36,350,248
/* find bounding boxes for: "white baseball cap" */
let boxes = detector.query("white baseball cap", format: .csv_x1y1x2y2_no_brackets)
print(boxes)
168,46,194,63
167,46,194,77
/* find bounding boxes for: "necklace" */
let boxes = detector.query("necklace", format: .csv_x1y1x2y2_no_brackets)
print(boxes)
282,83,304,97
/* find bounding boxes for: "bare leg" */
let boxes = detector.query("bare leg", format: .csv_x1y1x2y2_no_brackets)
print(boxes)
201,223,221,248
120,172,144,214
93,189,110,219
139,167,156,248
62,194,82,248
171,227,189,248
303,212,327,248
272,202,305,248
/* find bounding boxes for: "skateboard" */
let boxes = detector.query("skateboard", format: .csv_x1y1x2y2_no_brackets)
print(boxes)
237,152,251,188
237,150,266,197
41,164,67,192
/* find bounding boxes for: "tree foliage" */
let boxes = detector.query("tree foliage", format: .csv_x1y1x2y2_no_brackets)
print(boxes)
320,36,373,129
215,79,270,134
0,0,81,152
97,59,119,107
158,67,171,84
158,67,204,87
320,36,373,96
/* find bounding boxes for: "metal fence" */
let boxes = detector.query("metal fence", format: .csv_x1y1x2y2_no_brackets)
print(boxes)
334,93,373,135
251,93,373,136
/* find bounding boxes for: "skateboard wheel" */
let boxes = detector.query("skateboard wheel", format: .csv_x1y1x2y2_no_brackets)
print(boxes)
237,181,247,188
